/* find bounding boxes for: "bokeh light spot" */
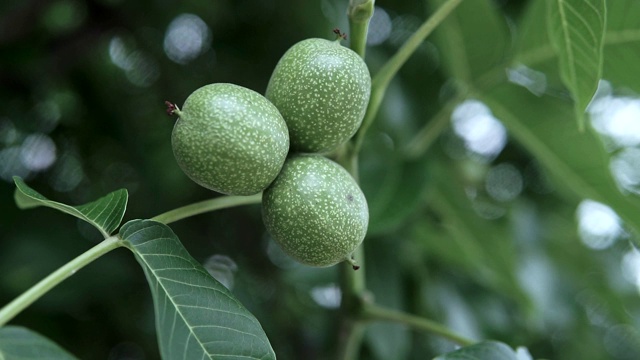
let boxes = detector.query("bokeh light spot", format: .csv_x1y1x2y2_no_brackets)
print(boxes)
367,7,392,46
507,64,547,96
266,237,299,269
20,134,57,172
310,284,341,309
610,147,640,195
164,14,212,65
576,200,622,250
389,15,421,47
204,255,238,290
621,248,640,289
108,37,159,87
590,82,640,149
124,51,160,87
515,347,533,360
109,36,132,70
452,100,507,161
486,163,523,202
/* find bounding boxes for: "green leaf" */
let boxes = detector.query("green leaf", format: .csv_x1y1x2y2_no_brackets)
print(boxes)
120,219,275,360
517,0,640,93
428,0,510,85
547,0,606,130
482,83,640,244
13,176,128,239
433,341,518,360
0,326,78,360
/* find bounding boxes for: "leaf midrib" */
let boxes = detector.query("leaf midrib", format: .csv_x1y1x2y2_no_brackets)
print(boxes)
517,29,636,66
132,235,268,360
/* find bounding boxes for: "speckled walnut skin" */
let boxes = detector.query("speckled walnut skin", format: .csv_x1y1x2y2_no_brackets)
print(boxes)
262,155,369,267
266,38,371,153
172,83,290,195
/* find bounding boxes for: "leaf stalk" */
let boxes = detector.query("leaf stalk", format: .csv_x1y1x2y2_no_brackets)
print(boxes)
362,303,475,346
0,236,122,327
151,193,262,225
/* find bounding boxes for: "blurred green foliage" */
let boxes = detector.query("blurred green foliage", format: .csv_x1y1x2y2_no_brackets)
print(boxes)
2,0,640,359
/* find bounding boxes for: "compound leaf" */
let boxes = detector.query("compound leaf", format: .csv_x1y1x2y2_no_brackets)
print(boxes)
547,0,606,130
0,326,78,360
13,176,128,239
120,219,275,360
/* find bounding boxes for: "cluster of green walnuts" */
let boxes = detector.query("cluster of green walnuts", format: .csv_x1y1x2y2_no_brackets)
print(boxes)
169,34,371,268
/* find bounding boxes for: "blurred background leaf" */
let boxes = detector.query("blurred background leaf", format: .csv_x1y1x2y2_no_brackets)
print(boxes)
546,0,606,129
427,0,510,87
482,83,640,243
0,326,78,359
0,326,76,360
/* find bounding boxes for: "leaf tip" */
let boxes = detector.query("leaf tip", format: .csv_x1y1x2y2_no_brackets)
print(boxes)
12,176,25,187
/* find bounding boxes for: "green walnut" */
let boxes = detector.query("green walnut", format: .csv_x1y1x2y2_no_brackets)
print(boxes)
170,83,289,195
262,154,369,267
265,38,371,153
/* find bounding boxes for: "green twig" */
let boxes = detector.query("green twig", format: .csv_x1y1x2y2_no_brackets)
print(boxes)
352,0,464,155
0,236,122,327
339,1,465,357
336,142,367,360
151,193,262,225
335,143,365,296
1,194,262,327
337,3,375,358
348,0,375,57
362,303,475,346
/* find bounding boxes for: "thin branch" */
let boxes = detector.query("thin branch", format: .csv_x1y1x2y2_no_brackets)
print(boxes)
0,236,122,327
348,0,375,58
362,303,475,346
151,193,262,225
352,0,464,155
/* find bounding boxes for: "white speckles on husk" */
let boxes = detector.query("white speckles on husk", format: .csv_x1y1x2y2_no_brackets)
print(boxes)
262,155,369,267
266,38,371,153
172,83,290,195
